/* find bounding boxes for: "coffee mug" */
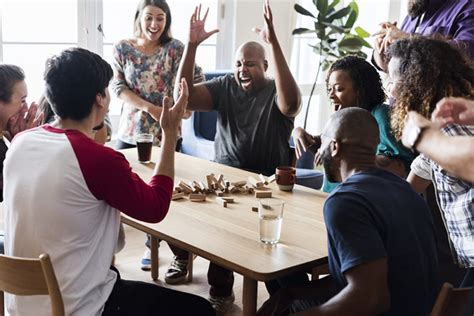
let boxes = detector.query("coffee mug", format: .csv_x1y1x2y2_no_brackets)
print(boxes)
275,166,296,191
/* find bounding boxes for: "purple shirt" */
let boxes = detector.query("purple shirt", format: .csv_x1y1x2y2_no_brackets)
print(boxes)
401,0,474,59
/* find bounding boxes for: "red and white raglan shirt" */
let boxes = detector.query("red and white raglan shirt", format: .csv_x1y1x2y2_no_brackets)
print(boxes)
3,125,173,315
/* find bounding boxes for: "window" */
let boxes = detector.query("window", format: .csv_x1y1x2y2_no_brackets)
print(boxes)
0,0,224,115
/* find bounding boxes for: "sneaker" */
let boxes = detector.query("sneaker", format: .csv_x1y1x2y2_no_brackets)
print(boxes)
164,256,188,284
141,249,151,271
209,292,235,314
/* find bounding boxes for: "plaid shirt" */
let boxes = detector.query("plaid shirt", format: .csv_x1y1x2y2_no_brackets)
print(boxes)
411,124,474,268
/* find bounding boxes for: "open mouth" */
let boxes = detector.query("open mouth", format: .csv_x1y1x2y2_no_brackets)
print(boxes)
239,77,252,89
332,103,342,111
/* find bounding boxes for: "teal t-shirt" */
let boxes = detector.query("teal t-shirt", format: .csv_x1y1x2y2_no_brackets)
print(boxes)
321,104,414,193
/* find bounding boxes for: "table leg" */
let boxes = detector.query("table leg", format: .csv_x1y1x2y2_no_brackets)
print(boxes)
150,236,159,281
242,276,257,316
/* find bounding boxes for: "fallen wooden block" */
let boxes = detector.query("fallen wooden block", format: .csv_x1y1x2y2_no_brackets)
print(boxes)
206,175,214,189
178,181,193,194
172,192,185,200
220,197,234,203
251,206,259,212
255,191,272,198
268,174,276,183
216,197,228,208
258,174,269,185
231,180,247,187
248,176,264,188
216,191,224,197
189,193,206,202
230,186,241,194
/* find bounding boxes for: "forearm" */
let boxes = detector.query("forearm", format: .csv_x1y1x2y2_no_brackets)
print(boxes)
154,133,177,180
417,129,474,182
270,40,301,117
175,44,198,102
295,283,389,316
118,88,161,116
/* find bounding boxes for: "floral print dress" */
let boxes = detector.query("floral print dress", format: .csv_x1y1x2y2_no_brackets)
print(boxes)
112,38,204,145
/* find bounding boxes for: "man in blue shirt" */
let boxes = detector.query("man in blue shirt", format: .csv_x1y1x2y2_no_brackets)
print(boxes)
258,108,438,316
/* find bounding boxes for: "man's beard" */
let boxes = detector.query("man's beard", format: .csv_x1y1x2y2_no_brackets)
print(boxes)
321,146,338,183
408,0,429,18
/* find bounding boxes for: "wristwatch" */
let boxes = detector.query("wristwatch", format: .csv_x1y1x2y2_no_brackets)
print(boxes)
406,125,427,152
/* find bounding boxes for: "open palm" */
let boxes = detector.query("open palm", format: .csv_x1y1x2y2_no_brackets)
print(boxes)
189,5,219,45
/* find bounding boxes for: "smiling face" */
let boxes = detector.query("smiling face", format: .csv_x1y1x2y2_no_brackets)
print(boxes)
139,5,166,43
327,70,359,112
0,80,27,129
234,43,268,92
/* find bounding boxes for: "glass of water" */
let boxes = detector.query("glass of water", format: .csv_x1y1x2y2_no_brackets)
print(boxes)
258,198,284,245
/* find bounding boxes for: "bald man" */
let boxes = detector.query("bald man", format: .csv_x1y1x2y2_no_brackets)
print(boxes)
171,2,301,312
258,108,438,316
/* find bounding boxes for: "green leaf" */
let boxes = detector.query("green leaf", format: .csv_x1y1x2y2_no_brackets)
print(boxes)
292,28,315,35
354,26,370,38
326,6,352,22
321,21,346,33
328,0,341,10
338,36,365,52
343,2,358,29
316,0,328,15
294,4,315,19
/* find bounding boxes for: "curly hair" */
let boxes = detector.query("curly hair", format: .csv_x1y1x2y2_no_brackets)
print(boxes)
387,36,474,139
325,55,386,111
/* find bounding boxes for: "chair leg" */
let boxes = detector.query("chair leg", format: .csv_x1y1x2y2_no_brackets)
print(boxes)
187,252,194,282
0,290,4,316
150,236,159,281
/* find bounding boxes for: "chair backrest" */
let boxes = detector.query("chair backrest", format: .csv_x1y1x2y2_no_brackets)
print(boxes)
431,282,472,316
0,253,64,316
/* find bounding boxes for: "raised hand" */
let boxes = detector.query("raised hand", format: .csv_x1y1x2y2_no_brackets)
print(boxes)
188,4,219,46
5,102,43,140
252,0,276,44
431,97,474,126
160,78,188,136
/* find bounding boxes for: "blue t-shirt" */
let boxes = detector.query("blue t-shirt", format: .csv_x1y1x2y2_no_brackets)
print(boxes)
324,169,438,316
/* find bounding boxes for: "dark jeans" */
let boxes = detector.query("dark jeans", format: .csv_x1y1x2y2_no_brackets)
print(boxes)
102,267,215,316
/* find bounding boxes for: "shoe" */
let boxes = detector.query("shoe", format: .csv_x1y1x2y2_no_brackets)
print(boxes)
141,249,151,271
164,256,188,284
209,292,235,314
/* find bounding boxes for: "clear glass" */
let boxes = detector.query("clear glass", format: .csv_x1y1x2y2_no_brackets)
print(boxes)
258,198,284,245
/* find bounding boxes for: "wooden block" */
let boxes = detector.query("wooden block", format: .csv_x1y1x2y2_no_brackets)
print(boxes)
172,192,185,200
216,197,228,208
178,181,193,194
199,181,207,190
217,192,224,197
258,174,269,185
255,191,272,198
251,206,259,212
230,186,240,193
268,174,276,183
247,176,264,188
189,193,206,202
220,197,234,203
231,180,247,187
224,180,231,188
206,175,214,189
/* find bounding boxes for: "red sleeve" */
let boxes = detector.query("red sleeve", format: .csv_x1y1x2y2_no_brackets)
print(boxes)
67,132,173,223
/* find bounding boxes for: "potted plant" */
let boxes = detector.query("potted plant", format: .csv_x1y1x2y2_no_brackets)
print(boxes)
293,0,371,128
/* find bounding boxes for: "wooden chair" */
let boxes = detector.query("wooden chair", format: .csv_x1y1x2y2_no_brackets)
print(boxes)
0,253,64,316
431,282,472,316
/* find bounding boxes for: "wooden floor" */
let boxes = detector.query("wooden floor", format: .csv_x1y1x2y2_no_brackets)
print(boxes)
115,224,271,315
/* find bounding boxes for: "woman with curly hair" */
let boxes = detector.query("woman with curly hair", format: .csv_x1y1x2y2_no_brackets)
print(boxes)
293,55,413,193
387,36,474,286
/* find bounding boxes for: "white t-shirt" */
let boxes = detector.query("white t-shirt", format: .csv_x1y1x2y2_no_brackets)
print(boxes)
4,125,172,315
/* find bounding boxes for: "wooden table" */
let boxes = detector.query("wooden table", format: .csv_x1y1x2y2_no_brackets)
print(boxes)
120,148,328,315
